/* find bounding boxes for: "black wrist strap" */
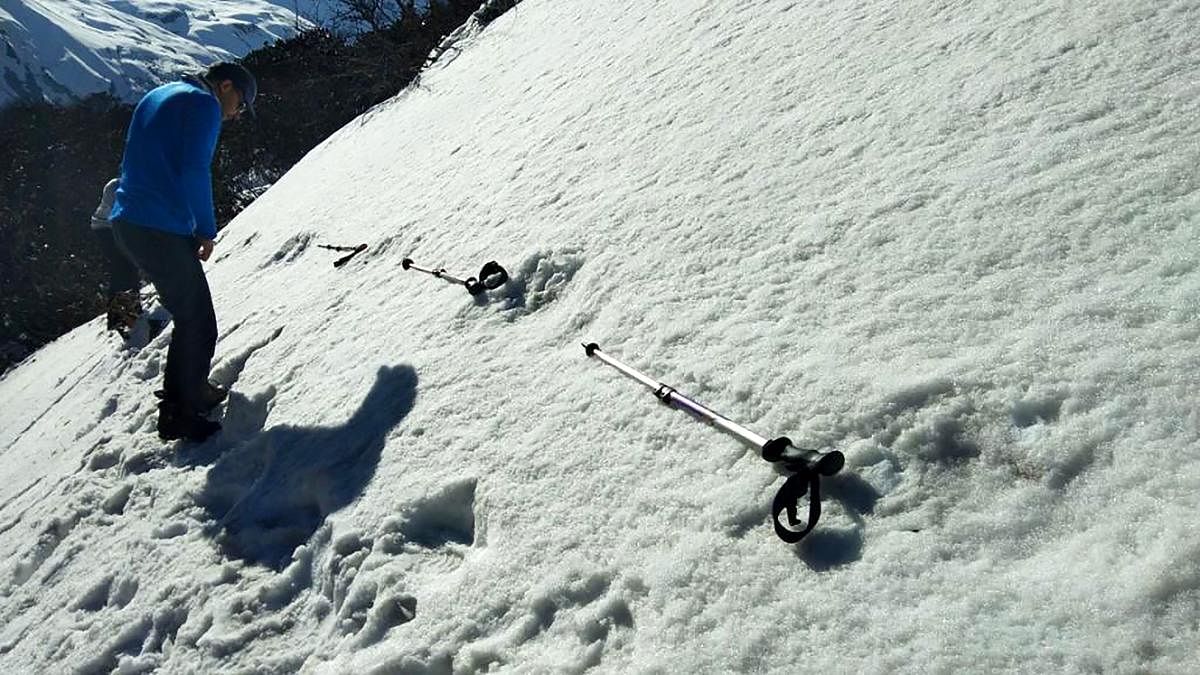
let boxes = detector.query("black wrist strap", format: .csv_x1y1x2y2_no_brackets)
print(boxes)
771,469,822,543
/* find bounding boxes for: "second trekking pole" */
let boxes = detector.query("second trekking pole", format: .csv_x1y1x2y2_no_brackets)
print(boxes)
402,257,509,296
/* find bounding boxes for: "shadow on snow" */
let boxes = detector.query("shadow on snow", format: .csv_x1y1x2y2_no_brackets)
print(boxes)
194,364,418,569
794,472,882,572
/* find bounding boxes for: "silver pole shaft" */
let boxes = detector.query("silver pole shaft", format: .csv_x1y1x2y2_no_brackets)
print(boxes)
437,270,469,285
407,262,469,286
589,347,661,390
663,389,771,448
588,345,770,449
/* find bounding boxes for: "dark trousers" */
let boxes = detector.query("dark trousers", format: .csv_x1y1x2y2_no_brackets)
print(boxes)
112,220,217,413
93,228,141,298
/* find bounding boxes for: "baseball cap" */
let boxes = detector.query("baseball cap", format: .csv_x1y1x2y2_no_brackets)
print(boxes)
205,61,257,117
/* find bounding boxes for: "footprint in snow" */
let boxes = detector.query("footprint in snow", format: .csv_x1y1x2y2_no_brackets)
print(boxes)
496,249,585,320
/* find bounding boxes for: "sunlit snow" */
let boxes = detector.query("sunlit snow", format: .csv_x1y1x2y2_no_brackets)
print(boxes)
2,0,1199,672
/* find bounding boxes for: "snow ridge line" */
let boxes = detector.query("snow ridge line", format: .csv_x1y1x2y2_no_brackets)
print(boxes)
425,0,526,69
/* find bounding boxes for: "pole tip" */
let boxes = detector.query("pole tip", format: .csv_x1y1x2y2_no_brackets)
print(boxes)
401,258,413,270
582,342,600,357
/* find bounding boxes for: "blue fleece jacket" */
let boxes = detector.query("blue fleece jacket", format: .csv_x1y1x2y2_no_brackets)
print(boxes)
110,81,221,240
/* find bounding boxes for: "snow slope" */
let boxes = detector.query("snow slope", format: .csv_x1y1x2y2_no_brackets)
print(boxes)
3,0,1200,672
0,0,319,107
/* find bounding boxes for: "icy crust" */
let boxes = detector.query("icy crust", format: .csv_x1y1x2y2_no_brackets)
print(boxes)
3,0,1200,672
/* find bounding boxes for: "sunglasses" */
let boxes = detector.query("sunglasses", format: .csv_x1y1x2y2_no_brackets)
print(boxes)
232,87,253,117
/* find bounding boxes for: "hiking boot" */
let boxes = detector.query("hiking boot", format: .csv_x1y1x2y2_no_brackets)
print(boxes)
203,382,229,409
154,382,229,413
157,402,221,442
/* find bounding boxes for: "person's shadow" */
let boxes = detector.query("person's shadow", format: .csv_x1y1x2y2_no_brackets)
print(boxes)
196,364,418,569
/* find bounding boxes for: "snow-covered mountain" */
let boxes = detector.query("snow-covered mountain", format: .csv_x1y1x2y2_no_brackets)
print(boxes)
2,0,1199,672
0,0,324,107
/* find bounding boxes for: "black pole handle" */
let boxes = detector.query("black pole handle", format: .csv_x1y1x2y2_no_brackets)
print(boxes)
762,436,844,476
479,261,509,290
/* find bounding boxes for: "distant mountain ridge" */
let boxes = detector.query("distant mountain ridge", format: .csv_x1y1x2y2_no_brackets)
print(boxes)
0,0,326,107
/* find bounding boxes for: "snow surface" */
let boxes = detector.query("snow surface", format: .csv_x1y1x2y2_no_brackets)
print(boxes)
3,0,1200,672
0,0,321,106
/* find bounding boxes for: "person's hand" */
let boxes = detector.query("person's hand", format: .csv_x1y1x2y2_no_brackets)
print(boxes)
198,238,215,261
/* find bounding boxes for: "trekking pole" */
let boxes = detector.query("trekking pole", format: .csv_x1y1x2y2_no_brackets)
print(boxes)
401,257,509,295
318,243,367,267
582,342,845,543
